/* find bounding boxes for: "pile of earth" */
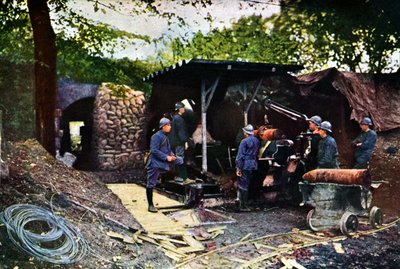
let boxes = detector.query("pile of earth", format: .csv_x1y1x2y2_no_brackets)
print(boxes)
0,140,170,269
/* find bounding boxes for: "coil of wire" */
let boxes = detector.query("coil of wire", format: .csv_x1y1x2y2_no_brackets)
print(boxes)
0,204,88,264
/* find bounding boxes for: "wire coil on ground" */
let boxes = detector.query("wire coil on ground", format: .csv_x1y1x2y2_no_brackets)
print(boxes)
0,204,88,264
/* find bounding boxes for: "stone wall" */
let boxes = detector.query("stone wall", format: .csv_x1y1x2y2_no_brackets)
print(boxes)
92,83,146,170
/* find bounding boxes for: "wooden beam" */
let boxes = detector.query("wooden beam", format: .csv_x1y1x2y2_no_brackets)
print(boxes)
244,78,263,125
201,76,220,173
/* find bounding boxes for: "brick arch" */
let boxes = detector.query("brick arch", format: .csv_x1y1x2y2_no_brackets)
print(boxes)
57,79,98,110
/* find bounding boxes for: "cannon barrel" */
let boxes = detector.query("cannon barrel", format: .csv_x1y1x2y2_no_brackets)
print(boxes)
302,169,371,187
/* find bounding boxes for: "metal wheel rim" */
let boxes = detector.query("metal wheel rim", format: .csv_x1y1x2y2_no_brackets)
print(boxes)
369,206,383,228
340,212,358,236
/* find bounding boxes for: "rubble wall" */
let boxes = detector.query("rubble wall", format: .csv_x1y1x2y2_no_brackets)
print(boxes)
92,83,146,171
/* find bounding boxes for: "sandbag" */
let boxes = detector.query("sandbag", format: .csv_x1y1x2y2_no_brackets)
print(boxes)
302,169,371,187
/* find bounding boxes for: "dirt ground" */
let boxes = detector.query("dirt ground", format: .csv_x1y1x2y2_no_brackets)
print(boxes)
0,139,399,269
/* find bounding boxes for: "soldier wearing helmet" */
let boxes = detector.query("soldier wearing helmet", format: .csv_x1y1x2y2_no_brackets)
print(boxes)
352,117,377,169
146,117,183,212
315,121,339,169
235,124,260,211
169,101,190,182
305,115,322,170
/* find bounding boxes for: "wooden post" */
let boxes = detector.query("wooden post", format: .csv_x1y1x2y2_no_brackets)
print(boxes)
242,83,248,126
201,76,220,173
244,78,263,126
201,80,207,173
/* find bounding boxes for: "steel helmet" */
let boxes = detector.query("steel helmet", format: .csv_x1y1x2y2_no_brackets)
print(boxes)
308,115,322,126
319,121,332,133
360,117,372,125
159,117,171,129
242,124,254,135
175,102,185,111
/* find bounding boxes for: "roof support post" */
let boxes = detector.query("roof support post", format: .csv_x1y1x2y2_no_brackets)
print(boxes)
244,78,263,126
201,76,220,173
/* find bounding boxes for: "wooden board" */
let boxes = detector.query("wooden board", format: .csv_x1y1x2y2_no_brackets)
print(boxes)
107,183,185,233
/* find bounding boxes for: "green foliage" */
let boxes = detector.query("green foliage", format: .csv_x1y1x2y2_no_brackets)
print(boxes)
104,83,130,98
0,1,35,140
0,60,34,141
0,0,157,141
56,39,154,94
274,0,400,72
165,15,298,65
166,1,400,73
0,0,34,64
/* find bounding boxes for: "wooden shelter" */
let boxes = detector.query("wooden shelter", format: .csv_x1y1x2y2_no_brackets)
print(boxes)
144,59,303,172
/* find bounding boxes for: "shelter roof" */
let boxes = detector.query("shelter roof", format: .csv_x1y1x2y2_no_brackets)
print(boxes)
295,68,400,131
144,59,303,87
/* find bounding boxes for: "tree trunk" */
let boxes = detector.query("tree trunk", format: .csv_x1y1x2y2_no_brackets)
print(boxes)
27,0,56,155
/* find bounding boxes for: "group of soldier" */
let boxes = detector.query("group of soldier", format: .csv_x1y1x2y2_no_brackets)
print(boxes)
145,100,377,213
234,116,377,211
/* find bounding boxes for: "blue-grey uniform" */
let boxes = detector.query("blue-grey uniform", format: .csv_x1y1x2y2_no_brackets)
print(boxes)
235,134,260,191
169,113,189,179
353,129,377,168
317,135,339,169
147,130,183,188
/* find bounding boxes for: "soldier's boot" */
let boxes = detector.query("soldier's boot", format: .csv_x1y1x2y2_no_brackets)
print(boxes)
239,189,251,212
235,189,240,206
146,187,158,213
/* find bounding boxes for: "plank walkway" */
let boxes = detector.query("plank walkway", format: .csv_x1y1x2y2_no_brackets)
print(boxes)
107,183,185,233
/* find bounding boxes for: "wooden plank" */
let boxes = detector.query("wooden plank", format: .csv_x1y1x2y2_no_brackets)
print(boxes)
107,184,185,233
106,231,136,244
163,249,185,262
183,235,205,251
207,226,227,233
239,233,252,242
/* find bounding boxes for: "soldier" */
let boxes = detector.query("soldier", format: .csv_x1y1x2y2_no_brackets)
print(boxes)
146,117,183,213
352,117,377,169
305,115,322,171
315,121,339,169
169,101,190,182
235,124,260,211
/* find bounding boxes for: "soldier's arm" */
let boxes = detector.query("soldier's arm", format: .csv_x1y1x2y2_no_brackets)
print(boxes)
359,131,377,150
150,136,168,161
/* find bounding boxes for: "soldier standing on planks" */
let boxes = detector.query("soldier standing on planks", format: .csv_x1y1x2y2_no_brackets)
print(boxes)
352,117,377,169
235,124,260,211
146,117,183,213
315,121,339,169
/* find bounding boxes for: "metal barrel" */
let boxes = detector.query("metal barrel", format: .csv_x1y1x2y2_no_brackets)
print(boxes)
302,169,371,187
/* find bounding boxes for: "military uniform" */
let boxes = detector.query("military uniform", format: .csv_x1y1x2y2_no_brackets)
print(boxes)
353,129,377,169
236,134,260,191
307,134,321,170
317,135,339,169
169,113,189,180
147,130,183,188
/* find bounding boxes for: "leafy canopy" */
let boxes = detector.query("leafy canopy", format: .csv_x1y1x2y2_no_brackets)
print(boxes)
166,0,400,73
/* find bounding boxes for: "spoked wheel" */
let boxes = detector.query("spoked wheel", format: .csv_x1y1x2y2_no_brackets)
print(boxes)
340,212,359,236
307,209,322,232
369,206,383,228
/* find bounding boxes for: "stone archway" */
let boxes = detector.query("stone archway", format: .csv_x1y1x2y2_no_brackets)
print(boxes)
60,97,95,170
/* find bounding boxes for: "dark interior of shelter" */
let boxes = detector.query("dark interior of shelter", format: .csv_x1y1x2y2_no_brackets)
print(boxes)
60,97,95,170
